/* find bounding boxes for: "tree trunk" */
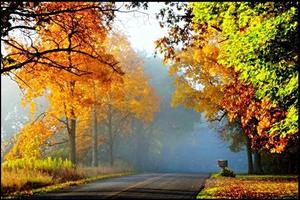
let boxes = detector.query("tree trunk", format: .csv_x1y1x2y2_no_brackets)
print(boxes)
108,104,114,167
134,121,143,170
288,153,293,174
68,81,77,165
109,137,113,167
246,136,254,174
92,105,98,167
278,156,284,174
69,118,77,165
137,133,146,171
254,151,264,174
91,82,98,167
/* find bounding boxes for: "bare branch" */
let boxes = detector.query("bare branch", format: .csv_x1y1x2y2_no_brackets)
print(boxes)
9,71,32,89
210,110,227,122
32,112,46,124
2,25,36,36
46,139,68,146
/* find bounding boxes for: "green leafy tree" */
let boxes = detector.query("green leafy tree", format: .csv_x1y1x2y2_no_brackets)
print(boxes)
191,2,298,145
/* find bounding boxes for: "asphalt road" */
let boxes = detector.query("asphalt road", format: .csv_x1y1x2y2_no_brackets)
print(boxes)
33,173,209,199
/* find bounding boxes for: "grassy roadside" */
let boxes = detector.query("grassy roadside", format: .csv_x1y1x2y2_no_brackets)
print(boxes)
197,173,298,199
2,172,133,199
1,158,134,199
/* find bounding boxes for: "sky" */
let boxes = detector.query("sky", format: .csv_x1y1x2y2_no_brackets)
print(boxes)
114,2,167,56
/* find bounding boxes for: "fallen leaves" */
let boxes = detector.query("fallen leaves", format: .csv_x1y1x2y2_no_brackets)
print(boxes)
198,174,298,199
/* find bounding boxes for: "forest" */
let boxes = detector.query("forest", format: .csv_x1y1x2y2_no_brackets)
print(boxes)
1,2,298,199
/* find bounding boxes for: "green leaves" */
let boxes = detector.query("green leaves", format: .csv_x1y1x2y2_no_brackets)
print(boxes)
155,1,297,153
277,74,298,98
191,2,298,152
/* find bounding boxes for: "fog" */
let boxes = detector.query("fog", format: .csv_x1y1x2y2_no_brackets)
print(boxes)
1,52,248,173
112,53,247,173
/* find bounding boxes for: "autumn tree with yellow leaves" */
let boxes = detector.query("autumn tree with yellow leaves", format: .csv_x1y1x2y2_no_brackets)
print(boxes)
4,2,122,165
88,32,160,166
5,25,159,168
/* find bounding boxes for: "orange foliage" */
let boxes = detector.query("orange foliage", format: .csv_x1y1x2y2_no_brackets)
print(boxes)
6,2,122,160
201,175,298,199
221,80,287,153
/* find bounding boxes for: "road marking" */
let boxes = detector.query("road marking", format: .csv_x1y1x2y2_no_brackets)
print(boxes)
106,173,168,199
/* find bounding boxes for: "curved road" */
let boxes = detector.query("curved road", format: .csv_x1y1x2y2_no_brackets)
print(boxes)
33,173,209,199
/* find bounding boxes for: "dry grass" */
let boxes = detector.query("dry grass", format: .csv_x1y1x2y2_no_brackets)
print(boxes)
1,158,133,197
1,169,53,193
1,168,84,195
198,174,298,199
78,160,133,177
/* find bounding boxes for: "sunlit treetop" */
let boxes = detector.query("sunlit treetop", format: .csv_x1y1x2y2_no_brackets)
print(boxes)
99,32,160,124
1,2,121,75
191,2,298,145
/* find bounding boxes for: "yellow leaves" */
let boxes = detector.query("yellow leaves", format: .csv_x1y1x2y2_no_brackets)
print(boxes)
168,39,239,122
29,101,36,117
201,175,298,199
193,49,205,63
165,15,244,122
169,65,178,76
129,99,139,109
257,117,271,135
5,113,58,160
94,32,160,124
6,11,159,160
203,44,219,58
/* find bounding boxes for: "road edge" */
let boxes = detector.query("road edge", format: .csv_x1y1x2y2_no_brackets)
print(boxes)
2,172,134,200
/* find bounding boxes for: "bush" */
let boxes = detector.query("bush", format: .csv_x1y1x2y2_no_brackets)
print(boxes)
1,157,79,195
221,167,236,177
2,157,73,173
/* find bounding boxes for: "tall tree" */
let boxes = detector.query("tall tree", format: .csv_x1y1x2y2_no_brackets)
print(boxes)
1,2,142,75
91,81,98,167
191,2,298,152
155,2,298,155
6,4,123,164
93,33,160,166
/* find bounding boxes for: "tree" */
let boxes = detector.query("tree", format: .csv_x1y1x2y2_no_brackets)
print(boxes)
169,43,233,121
5,112,61,160
191,2,298,152
91,81,99,167
112,54,201,172
217,119,255,173
93,33,160,166
156,15,291,172
165,39,257,173
155,2,298,155
1,2,140,75
6,4,123,165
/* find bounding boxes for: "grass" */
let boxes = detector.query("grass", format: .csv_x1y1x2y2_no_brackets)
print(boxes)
1,169,53,192
197,173,298,199
1,157,133,199
2,172,132,199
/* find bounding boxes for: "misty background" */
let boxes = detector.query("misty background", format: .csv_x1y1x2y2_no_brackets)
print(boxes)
1,52,247,173
1,3,247,173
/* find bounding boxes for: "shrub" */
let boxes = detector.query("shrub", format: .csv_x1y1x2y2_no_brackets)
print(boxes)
1,157,78,195
2,157,73,173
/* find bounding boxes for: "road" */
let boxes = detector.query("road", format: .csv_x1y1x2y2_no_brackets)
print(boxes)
33,173,209,199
